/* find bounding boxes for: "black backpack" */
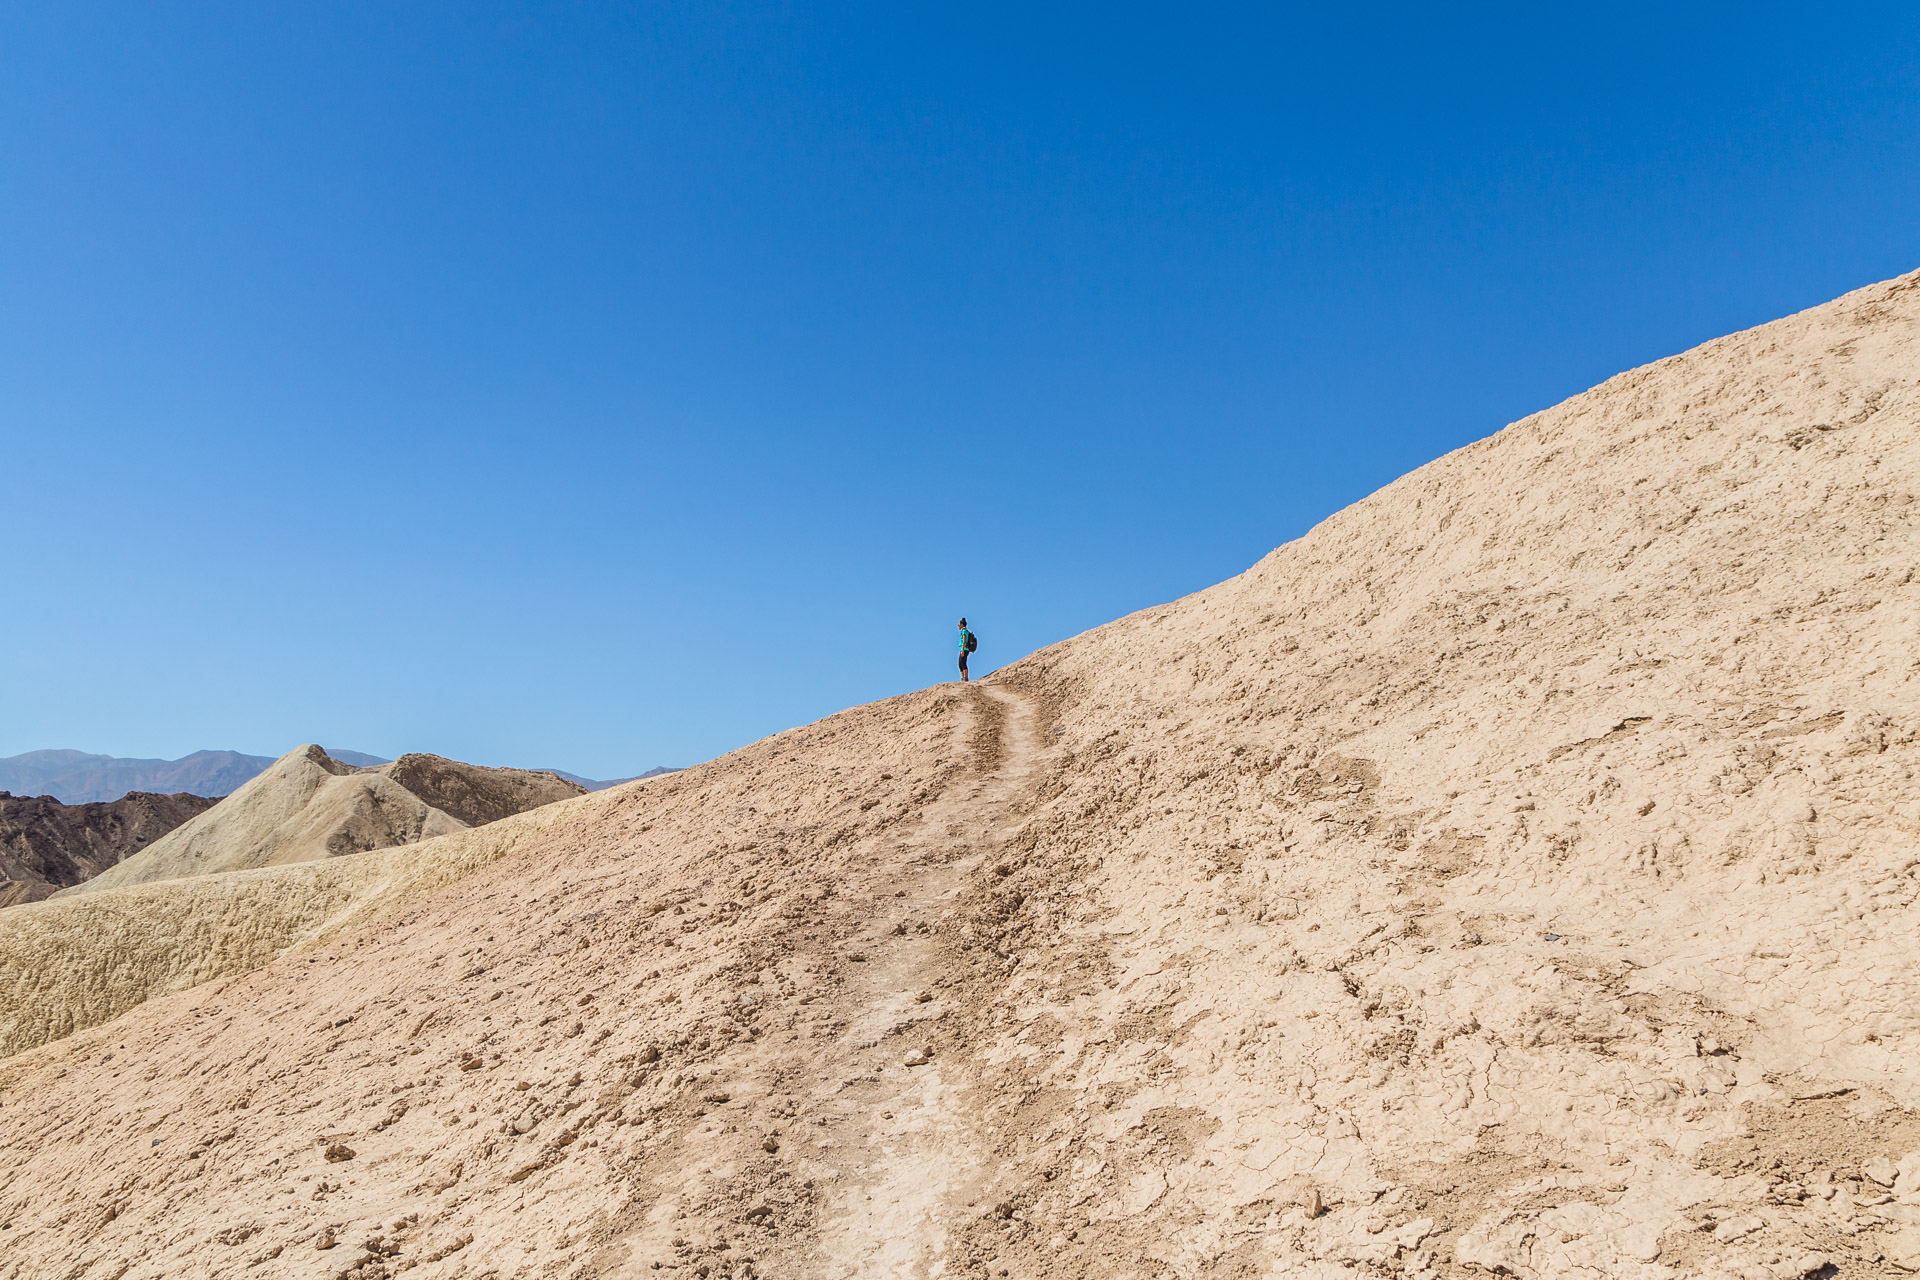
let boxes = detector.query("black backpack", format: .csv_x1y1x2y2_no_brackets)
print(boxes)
965,630,978,653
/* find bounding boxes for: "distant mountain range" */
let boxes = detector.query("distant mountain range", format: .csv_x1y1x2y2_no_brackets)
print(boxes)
0,750,679,803
542,766,681,791
0,750,286,804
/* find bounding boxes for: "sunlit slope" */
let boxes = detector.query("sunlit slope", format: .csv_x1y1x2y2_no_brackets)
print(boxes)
0,271,1914,1280
978,268,1920,1277
60,746,584,896
0,788,608,1056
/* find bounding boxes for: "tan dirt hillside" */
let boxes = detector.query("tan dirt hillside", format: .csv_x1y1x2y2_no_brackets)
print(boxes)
1,270,1917,1280
59,747,585,897
0,790,218,908
0,787,618,1058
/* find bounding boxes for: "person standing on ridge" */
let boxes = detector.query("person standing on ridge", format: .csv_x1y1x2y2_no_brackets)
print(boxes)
957,618,978,682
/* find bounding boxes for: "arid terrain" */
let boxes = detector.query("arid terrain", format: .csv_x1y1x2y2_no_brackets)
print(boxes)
0,749,658,806
0,271,1916,1280
0,750,590,1055
59,747,586,897
0,790,218,907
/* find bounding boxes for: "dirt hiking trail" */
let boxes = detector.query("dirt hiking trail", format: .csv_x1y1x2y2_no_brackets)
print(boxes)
813,683,1042,1278
602,681,1051,1279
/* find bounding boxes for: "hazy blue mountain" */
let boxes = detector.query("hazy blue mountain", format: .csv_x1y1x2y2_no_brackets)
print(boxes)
0,750,274,803
324,750,392,768
0,748,389,803
541,766,681,791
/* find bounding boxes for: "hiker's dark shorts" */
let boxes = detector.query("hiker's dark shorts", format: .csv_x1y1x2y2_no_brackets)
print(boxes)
958,651,969,672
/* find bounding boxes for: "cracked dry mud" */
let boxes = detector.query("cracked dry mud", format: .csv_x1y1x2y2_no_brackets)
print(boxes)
3,270,1920,1280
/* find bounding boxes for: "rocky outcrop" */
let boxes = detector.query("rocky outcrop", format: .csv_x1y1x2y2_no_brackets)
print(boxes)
381,753,592,827
0,791,219,906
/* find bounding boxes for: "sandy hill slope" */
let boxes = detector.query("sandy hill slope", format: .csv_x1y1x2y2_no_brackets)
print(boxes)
58,746,585,897
0,752,592,1054
0,788,616,1059
0,791,218,908
0,271,1917,1280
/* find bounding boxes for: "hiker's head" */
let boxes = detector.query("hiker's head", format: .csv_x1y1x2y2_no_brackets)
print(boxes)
958,618,967,628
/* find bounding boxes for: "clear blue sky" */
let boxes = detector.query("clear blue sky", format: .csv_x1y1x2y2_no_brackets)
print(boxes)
3,2,1916,777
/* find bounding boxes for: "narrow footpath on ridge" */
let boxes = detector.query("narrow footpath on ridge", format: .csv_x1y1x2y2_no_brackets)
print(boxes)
810,681,1044,1279
607,680,1050,1280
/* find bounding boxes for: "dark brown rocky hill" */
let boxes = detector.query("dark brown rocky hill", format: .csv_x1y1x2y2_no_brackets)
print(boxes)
381,753,593,827
0,791,219,907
